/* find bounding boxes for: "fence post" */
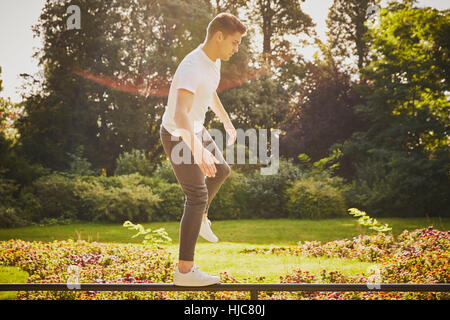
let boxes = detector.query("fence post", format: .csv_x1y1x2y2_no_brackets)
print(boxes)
250,290,259,300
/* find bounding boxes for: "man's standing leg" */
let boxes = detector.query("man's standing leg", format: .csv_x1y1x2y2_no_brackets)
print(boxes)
160,126,206,263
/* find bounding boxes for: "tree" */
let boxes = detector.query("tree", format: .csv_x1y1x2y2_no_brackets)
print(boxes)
243,0,314,65
212,73,291,131
1,67,47,187
278,44,369,179
0,66,12,168
326,0,380,75
16,0,215,175
340,1,450,217
357,1,449,157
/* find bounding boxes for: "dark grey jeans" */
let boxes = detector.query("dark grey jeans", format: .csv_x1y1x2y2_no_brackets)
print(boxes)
159,124,230,261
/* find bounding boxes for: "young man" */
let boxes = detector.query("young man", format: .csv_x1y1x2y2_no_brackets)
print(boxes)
159,13,247,286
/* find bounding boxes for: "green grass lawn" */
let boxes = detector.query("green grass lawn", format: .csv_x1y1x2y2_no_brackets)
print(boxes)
1,217,448,244
0,267,28,300
170,242,377,283
1,217,448,299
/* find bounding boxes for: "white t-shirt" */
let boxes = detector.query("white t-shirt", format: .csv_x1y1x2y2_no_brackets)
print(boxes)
161,43,221,137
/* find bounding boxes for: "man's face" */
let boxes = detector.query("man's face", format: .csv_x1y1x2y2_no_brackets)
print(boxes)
217,31,243,61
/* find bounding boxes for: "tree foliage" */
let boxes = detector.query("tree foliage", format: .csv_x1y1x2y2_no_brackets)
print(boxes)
242,0,314,65
326,0,380,73
16,0,214,175
278,48,369,174
341,2,449,216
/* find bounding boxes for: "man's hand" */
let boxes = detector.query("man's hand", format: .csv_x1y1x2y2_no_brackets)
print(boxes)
224,121,236,146
211,92,236,146
193,147,220,177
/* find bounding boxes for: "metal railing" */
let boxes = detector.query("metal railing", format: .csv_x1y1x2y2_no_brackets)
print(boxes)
1,283,449,300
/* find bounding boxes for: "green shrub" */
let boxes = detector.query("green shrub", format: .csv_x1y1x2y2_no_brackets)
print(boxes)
226,144,263,175
73,173,161,223
0,206,28,228
240,157,303,219
208,170,249,220
144,177,184,221
24,172,163,224
31,217,77,227
345,150,450,217
31,172,79,221
15,187,41,223
153,159,178,184
286,176,347,219
66,145,96,176
0,172,28,228
115,149,155,177
0,171,19,206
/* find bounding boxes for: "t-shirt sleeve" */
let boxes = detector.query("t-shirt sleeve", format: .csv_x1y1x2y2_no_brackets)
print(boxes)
175,62,200,95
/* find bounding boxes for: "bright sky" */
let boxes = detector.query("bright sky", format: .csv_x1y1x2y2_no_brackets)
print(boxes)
0,0,448,103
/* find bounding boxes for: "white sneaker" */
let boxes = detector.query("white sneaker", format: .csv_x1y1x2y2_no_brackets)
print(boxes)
199,218,219,243
173,265,221,286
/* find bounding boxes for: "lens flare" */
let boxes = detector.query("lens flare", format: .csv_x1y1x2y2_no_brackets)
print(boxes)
69,53,294,97
69,66,169,97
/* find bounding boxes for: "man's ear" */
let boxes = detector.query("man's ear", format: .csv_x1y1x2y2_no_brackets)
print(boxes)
216,31,225,41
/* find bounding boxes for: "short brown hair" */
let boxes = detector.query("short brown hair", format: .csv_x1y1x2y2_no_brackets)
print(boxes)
206,13,247,41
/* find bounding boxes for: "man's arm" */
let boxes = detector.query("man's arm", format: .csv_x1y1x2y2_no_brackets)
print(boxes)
174,88,200,151
174,88,219,177
211,91,232,126
211,91,236,146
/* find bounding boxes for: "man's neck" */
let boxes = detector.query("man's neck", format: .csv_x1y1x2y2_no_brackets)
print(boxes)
201,41,218,62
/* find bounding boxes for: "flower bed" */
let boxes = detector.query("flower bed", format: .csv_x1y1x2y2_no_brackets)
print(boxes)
0,239,255,300
241,232,396,262
244,227,449,300
0,239,176,299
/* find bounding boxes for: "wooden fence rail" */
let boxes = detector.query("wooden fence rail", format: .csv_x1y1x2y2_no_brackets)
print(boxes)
1,283,449,300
